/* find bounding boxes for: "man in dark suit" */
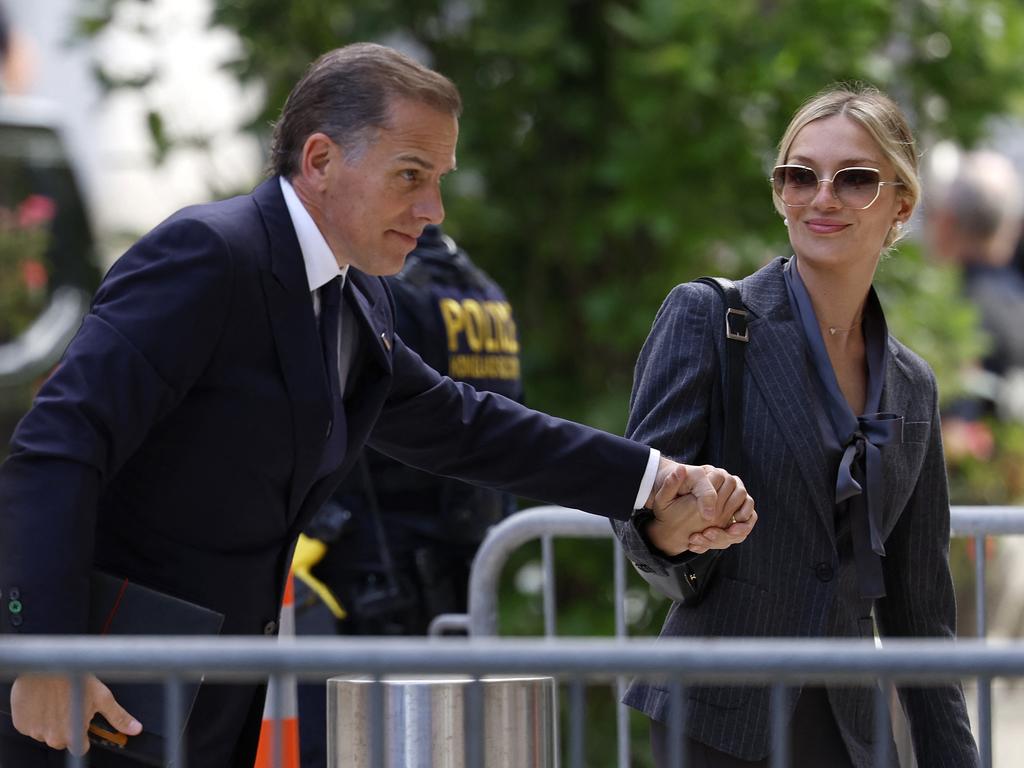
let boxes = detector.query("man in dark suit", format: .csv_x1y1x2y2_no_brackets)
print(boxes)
0,43,755,766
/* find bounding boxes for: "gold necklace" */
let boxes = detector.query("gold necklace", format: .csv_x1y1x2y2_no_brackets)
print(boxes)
826,319,861,336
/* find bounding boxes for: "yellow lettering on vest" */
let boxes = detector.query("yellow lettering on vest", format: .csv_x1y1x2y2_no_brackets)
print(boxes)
487,301,519,354
448,354,521,380
462,299,485,352
482,302,503,353
439,298,464,352
473,301,497,352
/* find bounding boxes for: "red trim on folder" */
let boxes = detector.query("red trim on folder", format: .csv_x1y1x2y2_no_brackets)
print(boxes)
99,579,130,636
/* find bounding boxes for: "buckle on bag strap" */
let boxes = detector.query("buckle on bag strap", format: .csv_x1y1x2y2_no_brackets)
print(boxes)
725,307,749,342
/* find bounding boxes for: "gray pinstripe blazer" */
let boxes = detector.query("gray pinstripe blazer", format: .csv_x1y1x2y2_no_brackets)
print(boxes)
614,257,979,767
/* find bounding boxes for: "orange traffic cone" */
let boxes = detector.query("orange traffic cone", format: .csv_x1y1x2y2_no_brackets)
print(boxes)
253,572,300,768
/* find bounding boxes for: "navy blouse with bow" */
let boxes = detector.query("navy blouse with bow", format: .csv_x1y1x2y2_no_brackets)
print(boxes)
784,258,903,599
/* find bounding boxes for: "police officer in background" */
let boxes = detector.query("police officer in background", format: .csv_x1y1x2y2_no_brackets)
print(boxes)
295,224,524,765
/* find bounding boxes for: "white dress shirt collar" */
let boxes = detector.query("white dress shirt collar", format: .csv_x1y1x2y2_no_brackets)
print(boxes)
279,176,348,292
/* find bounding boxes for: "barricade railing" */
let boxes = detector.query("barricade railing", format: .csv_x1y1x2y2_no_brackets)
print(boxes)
449,504,1024,768
1,635,1022,768
2,505,1020,767
463,504,1024,638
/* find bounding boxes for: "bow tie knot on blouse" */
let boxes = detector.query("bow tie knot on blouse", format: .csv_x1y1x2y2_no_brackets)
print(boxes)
836,414,904,559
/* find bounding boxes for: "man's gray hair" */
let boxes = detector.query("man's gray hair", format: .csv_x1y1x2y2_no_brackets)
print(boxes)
946,150,1024,242
268,43,462,178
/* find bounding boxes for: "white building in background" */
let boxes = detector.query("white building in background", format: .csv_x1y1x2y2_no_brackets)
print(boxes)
5,0,263,265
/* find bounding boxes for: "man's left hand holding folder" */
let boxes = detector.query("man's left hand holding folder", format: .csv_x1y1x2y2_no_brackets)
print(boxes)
10,673,142,755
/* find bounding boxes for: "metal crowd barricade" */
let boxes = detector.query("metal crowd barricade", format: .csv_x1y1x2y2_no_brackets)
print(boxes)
2,636,1024,768
448,504,1024,768
463,504,1024,636
0,505,1020,768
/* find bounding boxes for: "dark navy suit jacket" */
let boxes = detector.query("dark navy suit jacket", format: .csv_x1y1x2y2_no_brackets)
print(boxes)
0,178,649,765
614,258,978,768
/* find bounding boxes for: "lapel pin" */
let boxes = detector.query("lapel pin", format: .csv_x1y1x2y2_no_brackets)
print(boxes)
380,331,391,351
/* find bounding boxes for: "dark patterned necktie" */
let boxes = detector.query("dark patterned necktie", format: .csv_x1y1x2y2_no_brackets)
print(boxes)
318,276,347,475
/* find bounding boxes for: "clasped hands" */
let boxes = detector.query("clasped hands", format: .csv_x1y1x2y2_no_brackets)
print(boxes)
643,457,757,557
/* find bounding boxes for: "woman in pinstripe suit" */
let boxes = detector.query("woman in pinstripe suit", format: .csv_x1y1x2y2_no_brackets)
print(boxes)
614,84,980,767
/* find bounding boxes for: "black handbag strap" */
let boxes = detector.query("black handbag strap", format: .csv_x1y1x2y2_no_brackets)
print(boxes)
623,277,750,605
694,277,748,475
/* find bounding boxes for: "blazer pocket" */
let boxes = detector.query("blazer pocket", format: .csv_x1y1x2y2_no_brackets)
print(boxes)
902,420,929,444
879,438,930,538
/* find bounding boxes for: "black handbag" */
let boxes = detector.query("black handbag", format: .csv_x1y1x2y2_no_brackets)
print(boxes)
630,276,748,604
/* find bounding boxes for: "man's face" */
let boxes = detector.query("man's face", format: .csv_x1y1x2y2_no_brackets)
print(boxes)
315,98,458,275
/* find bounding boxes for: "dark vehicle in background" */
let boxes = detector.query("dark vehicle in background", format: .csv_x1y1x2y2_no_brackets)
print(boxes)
0,98,99,451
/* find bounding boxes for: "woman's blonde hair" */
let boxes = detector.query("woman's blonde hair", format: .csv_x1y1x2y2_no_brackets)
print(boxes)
773,83,920,248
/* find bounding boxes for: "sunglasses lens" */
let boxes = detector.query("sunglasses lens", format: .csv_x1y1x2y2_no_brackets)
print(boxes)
774,166,818,206
833,168,881,208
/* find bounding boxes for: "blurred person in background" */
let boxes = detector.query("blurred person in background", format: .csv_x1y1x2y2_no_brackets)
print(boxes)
615,83,978,767
294,223,524,766
925,148,1024,425
925,148,1024,643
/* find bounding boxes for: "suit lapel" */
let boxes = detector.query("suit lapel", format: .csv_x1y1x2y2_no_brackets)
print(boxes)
741,260,837,544
252,179,331,517
345,271,393,373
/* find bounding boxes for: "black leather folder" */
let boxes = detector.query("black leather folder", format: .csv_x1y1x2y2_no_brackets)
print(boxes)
86,571,225,766
2,571,224,766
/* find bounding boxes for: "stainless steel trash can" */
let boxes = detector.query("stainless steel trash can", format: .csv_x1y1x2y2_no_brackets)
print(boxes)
327,675,556,768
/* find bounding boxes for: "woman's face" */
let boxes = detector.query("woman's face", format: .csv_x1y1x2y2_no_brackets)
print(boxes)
782,114,911,278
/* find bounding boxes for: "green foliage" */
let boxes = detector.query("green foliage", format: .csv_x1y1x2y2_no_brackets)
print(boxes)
873,242,986,406
947,420,1024,504
274,0,1020,426
83,0,1024,429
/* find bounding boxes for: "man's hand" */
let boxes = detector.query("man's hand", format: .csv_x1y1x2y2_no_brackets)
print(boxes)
10,673,142,755
645,458,756,556
645,457,719,523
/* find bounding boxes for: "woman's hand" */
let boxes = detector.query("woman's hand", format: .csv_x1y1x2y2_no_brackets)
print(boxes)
684,466,757,554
